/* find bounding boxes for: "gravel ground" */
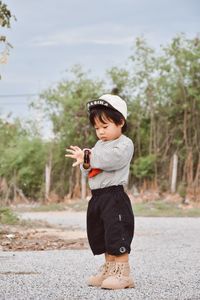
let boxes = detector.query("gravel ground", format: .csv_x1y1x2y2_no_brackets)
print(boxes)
0,216,200,300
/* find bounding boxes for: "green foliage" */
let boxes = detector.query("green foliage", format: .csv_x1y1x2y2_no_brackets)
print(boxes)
39,66,103,143
0,207,19,224
0,1,16,79
0,1,12,28
34,66,104,195
0,137,47,198
131,155,156,179
133,201,200,217
0,119,47,199
177,182,187,198
1,34,200,200
107,67,130,96
30,203,66,212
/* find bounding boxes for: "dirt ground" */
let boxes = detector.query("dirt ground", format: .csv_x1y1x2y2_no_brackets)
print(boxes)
0,223,88,251
1,192,199,252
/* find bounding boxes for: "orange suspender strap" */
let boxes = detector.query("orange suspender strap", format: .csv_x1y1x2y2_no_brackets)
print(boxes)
88,168,102,178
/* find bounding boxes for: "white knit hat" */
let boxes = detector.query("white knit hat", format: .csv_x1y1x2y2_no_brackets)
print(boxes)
87,94,127,119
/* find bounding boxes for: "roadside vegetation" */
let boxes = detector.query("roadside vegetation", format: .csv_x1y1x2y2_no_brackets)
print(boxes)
0,32,200,206
10,198,200,218
0,207,19,225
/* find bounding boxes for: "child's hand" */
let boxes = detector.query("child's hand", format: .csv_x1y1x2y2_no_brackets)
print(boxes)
65,146,84,167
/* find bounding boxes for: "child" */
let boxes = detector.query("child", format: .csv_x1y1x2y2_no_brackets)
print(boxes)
65,94,135,289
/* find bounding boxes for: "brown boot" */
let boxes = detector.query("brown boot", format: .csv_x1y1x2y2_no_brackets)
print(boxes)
87,261,115,287
101,262,135,290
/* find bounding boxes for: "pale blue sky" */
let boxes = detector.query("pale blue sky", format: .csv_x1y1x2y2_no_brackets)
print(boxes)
0,0,200,120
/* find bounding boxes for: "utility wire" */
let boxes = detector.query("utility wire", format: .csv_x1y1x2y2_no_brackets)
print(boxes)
0,93,39,98
0,93,40,104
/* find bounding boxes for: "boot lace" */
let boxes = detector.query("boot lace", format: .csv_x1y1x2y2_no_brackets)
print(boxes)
96,263,110,276
112,263,129,278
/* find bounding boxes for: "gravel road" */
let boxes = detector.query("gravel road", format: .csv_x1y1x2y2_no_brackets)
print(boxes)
0,214,200,300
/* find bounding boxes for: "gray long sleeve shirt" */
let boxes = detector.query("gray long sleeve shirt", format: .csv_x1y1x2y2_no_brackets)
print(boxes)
80,134,134,190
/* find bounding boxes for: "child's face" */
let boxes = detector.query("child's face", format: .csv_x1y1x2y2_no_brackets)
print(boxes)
94,116,124,142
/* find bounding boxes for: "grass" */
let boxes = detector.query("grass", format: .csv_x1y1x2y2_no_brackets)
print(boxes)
4,202,74,228
14,202,67,213
0,207,20,225
5,199,200,219
133,201,200,217
0,206,55,227
65,199,200,217
65,200,88,211
30,203,67,212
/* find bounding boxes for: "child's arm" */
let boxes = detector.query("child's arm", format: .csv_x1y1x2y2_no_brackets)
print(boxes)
90,140,134,171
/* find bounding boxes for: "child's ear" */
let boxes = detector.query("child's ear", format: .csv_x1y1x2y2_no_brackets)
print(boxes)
120,119,125,127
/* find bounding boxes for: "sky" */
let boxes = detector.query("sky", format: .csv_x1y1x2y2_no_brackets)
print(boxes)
0,0,200,128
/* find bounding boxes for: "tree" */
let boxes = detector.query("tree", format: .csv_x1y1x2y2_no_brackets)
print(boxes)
160,34,200,197
0,1,15,72
36,65,104,198
1,34,199,202
107,35,200,199
0,118,48,203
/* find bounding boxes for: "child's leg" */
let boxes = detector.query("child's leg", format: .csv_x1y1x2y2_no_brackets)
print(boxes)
114,252,128,262
87,253,116,287
105,253,115,262
101,253,135,289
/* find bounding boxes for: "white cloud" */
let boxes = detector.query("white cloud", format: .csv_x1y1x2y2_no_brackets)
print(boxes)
29,24,138,47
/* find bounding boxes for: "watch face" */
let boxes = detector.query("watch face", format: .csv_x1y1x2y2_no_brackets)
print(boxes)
84,149,90,164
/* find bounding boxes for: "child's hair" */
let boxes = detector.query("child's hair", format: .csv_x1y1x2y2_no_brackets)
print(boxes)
89,106,127,133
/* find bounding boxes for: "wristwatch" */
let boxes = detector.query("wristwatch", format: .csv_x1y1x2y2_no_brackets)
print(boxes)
83,149,91,169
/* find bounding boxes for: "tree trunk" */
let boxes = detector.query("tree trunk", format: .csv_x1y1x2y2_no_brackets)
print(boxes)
171,153,178,193
193,155,200,187
73,167,81,198
15,187,28,203
183,149,193,186
45,161,52,201
68,168,74,199
45,152,52,201
81,173,87,200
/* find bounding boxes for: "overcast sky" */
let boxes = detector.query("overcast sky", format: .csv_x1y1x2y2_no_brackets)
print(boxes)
0,0,200,121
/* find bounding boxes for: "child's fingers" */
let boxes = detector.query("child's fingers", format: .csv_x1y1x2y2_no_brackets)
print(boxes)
65,146,76,151
65,154,74,158
72,161,79,167
70,145,81,151
65,149,74,154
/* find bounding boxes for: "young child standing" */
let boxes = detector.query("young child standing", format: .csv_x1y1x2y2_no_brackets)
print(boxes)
65,94,135,290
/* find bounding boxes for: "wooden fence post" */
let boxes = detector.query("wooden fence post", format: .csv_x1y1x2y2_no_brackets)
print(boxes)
171,153,178,193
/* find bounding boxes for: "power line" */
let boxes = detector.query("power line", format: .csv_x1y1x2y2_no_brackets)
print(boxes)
0,93,39,98
0,93,40,104
0,102,33,105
